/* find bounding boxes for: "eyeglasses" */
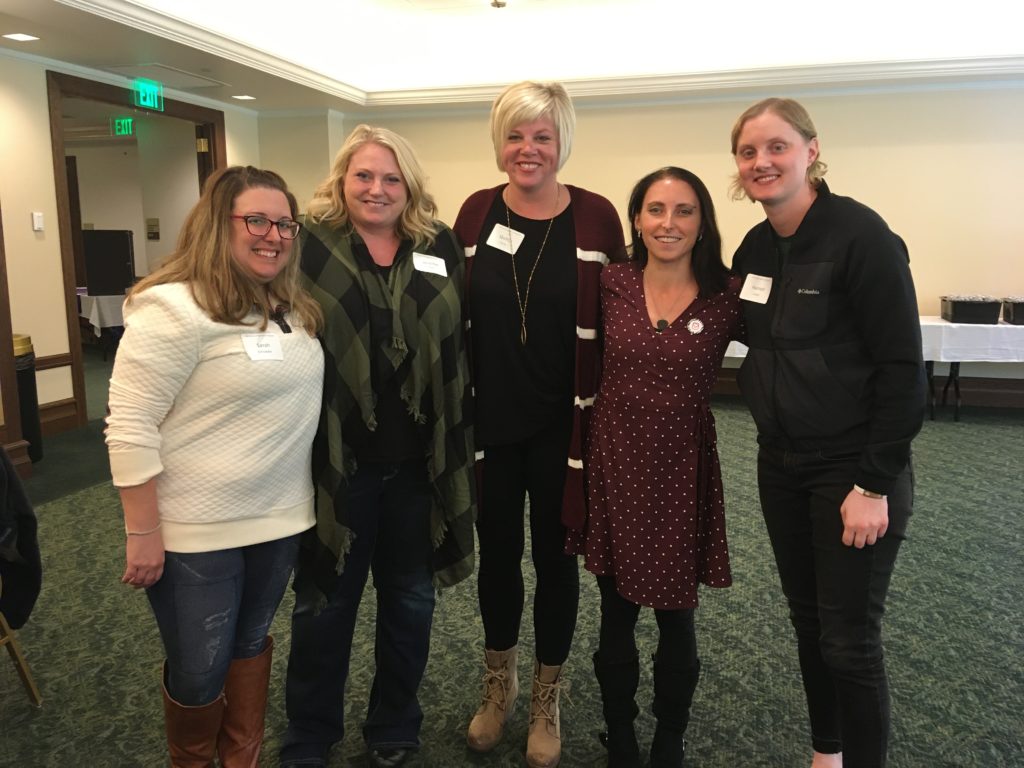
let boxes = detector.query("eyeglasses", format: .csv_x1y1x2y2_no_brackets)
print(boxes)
230,214,302,240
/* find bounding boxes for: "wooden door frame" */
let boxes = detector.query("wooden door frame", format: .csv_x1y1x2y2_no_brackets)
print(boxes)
0,200,29,470
44,71,226,431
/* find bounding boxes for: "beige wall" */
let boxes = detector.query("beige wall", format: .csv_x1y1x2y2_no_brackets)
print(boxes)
0,56,74,404
136,115,202,273
369,87,1024,319
258,113,340,212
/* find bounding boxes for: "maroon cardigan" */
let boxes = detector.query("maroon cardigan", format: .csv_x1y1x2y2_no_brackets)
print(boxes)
454,183,625,533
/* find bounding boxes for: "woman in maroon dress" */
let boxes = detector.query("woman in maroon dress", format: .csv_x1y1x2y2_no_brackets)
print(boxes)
580,167,742,767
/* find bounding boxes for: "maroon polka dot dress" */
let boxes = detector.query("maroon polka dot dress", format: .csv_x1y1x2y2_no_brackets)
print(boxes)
580,263,742,609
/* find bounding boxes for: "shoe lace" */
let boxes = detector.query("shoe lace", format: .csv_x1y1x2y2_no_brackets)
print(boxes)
480,665,513,710
530,676,571,725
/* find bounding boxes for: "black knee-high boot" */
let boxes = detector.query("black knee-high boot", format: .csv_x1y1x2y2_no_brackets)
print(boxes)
593,652,642,768
649,655,700,767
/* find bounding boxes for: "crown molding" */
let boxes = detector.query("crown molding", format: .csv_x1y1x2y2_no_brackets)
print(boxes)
54,2,1024,109
56,0,368,103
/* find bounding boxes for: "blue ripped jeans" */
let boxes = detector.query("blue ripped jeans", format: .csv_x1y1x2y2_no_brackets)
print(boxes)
146,534,301,706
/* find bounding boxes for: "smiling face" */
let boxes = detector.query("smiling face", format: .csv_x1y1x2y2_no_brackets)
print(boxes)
229,186,293,284
343,142,409,236
734,110,819,211
500,115,560,194
634,177,702,265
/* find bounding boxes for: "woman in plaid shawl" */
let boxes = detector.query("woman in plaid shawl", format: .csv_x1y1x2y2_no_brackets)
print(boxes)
280,125,475,768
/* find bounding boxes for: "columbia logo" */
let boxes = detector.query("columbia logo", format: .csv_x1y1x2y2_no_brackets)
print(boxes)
797,288,820,295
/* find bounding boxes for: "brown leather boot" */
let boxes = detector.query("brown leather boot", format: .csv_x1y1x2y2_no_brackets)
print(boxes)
218,636,274,768
467,646,519,752
526,660,564,768
162,663,225,768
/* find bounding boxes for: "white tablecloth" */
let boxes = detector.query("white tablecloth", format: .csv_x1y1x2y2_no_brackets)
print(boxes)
919,316,1024,363
724,318,1024,363
79,294,125,337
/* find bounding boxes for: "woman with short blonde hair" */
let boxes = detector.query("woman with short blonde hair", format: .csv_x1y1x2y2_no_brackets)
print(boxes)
455,80,624,768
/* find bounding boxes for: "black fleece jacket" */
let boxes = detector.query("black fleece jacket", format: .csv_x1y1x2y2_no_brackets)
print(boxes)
732,181,925,495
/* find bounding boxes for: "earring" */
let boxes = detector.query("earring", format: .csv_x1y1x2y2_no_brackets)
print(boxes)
697,232,703,242
636,229,642,240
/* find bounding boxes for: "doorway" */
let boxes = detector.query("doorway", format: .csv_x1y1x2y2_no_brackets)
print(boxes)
44,71,226,431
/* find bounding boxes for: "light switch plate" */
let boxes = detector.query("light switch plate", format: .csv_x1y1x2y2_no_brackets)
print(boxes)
31,211,44,231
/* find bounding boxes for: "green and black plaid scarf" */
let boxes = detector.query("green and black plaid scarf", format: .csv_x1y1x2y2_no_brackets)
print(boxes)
295,217,475,608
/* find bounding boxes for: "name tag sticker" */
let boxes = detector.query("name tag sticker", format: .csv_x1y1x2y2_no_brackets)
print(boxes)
413,252,448,277
486,223,524,255
740,273,773,304
241,333,283,361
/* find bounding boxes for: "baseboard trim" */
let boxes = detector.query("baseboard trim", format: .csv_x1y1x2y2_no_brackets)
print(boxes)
40,397,80,436
713,370,1024,408
2,439,32,479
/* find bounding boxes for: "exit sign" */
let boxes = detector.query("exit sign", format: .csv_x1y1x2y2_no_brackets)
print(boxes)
112,117,134,136
133,78,164,111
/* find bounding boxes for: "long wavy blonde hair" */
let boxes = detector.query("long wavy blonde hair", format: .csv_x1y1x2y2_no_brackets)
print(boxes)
129,166,322,334
306,124,439,248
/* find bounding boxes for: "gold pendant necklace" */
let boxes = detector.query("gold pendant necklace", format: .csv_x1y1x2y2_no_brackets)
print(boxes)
507,185,559,345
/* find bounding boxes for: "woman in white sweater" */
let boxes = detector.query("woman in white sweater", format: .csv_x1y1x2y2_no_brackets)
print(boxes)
105,166,324,767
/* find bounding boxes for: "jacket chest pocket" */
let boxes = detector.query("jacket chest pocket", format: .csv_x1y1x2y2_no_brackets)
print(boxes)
772,262,832,340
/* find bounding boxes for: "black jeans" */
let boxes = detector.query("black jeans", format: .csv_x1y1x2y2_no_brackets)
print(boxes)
476,419,579,665
281,459,435,760
758,447,913,768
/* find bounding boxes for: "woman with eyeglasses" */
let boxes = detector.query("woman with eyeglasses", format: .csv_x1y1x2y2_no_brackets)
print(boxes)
279,125,474,768
105,165,324,766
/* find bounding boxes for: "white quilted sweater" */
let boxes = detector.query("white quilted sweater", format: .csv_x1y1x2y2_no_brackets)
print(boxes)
105,282,324,553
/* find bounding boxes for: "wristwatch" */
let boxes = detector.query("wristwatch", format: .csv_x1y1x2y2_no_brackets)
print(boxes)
852,484,885,500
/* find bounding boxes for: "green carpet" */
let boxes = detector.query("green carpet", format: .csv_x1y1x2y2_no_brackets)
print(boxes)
2,400,1022,766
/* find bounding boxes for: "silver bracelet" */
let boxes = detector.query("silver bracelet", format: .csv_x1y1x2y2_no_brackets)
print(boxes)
125,522,162,536
852,484,886,500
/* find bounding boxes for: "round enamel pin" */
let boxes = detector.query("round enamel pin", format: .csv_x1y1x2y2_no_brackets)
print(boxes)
686,318,704,335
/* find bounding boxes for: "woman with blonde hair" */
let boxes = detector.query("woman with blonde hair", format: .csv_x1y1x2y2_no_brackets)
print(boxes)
729,97,925,768
106,165,324,766
280,125,475,768
454,81,624,768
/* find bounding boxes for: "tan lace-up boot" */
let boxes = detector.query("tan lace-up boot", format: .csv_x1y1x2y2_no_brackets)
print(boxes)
526,660,564,768
467,646,519,752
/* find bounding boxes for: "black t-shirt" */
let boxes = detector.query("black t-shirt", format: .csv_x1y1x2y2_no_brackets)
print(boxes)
344,239,425,463
470,195,577,445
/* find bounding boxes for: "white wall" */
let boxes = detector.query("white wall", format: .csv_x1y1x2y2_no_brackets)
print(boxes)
136,114,201,272
69,143,148,277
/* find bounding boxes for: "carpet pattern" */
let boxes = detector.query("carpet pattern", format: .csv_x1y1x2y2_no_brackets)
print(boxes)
2,400,1021,767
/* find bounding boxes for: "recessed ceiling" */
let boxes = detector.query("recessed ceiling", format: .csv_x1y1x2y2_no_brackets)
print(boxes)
0,0,1021,114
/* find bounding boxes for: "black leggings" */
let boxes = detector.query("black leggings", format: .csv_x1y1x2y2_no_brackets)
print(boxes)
475,421,579,665
597,575,697,669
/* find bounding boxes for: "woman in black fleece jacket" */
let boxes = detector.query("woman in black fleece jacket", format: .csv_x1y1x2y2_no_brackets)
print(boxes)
729,98,925,768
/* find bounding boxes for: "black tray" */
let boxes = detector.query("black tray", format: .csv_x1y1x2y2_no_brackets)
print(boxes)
940,298,1001,324
1003,300,1024,325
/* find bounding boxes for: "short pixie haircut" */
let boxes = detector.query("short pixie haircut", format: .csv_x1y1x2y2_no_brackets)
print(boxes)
729,97,828,201
490,81,576,172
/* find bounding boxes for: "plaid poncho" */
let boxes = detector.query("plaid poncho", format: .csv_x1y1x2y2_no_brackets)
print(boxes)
293,218,476,608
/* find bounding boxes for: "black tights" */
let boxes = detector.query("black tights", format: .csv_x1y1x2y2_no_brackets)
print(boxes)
597,575,697,668
475,421,579,665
